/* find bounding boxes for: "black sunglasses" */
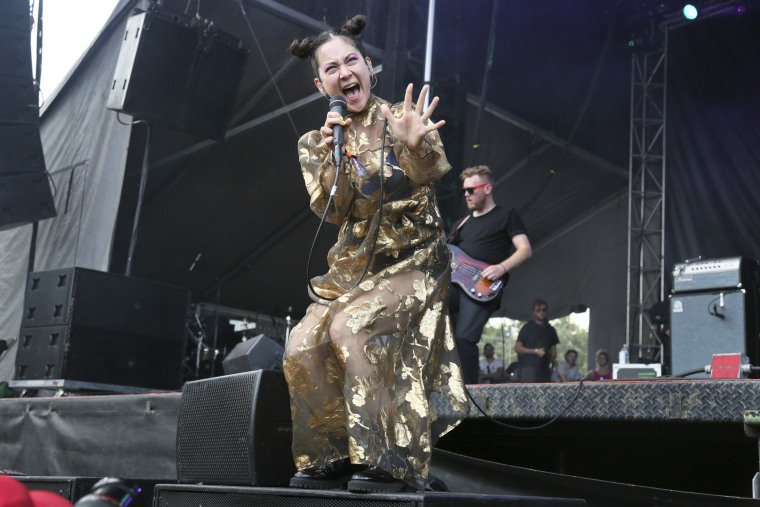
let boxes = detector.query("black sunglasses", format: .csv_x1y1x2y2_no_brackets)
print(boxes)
462,183,488,195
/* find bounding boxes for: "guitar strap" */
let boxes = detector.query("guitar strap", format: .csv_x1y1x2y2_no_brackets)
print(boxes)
446,214,471,243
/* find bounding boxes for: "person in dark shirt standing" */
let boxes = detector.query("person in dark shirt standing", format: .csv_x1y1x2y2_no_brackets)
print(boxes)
448,165,532,384
515,299,559,382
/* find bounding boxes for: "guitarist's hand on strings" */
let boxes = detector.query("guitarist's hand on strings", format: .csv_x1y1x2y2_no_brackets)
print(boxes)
482,263,508,282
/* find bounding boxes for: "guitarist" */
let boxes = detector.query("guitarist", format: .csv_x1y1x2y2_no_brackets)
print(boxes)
447,165,532,384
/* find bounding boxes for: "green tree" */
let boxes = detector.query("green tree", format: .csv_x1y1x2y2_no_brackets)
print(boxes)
478,314,589,377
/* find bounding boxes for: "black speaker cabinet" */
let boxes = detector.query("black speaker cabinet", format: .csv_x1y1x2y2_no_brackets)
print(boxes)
107,9,247,140
176,370,294,486
14,476,160,504
222,334,284,375
12,476,99,502
153,484,586,506
14,267,190,389
0,0,55,229
670,289,759,378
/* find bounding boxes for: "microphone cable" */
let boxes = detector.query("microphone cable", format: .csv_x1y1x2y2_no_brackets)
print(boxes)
465,379,587,432
306,119,388,302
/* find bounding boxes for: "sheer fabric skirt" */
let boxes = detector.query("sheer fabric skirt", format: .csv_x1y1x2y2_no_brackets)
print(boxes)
283,240,467,491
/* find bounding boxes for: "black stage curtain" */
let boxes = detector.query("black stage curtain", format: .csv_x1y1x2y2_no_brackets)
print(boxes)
665,11,760,277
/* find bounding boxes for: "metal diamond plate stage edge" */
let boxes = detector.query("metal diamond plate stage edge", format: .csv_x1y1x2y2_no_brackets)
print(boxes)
431,380,760,422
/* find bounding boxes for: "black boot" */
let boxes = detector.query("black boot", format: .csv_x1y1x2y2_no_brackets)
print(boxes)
347,466,410,493
290,458,365,490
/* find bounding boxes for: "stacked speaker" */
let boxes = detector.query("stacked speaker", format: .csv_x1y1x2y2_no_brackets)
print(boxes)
670,257,760,377
0,0,56,229
14,267,190,390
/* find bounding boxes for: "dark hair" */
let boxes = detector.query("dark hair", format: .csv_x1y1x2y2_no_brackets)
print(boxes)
532,298,548,310
288,15,368,79
565,349,578,360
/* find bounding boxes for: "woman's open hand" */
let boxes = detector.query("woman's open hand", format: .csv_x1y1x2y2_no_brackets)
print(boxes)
379,83,445,156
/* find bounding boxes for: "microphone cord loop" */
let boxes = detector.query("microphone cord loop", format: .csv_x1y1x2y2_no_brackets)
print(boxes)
306,118,388,302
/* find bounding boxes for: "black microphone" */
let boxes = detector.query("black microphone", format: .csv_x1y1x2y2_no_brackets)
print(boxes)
329,95,347,163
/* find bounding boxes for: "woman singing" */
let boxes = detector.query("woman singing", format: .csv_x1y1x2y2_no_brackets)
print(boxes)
283,15,467,493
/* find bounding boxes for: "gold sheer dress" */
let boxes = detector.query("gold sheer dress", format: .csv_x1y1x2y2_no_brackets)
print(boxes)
284,94,467,491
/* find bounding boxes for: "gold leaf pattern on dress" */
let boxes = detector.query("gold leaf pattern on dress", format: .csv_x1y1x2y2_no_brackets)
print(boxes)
405,380,427,418
412,278,427,302
444,325,456,351
364,340,388,366
294,454,311,470
394,415,411,448
349,436,366,461
418,302,441,344
351,383,367,407
447,362,469,409
325,356,344,384
352,219,369,237
344,296,386,334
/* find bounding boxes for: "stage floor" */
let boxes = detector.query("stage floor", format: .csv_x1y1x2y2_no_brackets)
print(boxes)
2,379,760,504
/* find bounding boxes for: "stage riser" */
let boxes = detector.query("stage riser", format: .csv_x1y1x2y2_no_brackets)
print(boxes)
153,485,586,507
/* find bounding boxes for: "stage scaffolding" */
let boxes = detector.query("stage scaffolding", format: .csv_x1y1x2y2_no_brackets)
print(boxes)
625,1,742,367
626,31,667,365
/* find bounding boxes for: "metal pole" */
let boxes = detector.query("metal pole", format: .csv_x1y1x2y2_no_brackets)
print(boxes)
423,0,435,110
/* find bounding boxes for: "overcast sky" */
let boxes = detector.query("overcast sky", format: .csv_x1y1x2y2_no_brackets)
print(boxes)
32,0,120,100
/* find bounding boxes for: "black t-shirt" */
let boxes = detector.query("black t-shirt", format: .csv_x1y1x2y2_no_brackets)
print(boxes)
450,206,527,264
516,320,560,372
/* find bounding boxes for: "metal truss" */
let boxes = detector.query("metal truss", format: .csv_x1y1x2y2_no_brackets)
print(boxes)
625,0,742,366
626,30,668,365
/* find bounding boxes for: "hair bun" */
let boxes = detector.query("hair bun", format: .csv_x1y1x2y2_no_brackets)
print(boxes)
339,14,367,36
288,36,317,59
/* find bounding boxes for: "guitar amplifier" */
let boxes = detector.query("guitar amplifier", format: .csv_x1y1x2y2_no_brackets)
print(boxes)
672,257,760,293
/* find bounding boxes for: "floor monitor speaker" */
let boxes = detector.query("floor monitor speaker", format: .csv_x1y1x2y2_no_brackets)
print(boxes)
14,268,190,389
176,370,294,486
222,334,284,375
154,483,586,506
107,9,247,140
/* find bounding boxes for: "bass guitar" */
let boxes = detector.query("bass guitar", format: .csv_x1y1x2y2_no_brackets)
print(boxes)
448,244,509,302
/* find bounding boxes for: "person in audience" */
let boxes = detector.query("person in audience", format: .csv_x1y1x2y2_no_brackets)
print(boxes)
478,343,505,383
554,349,582,382
514,299,559,382
586,349,612,380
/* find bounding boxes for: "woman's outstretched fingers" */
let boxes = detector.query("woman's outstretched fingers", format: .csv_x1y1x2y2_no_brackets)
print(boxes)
415,84,428,115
